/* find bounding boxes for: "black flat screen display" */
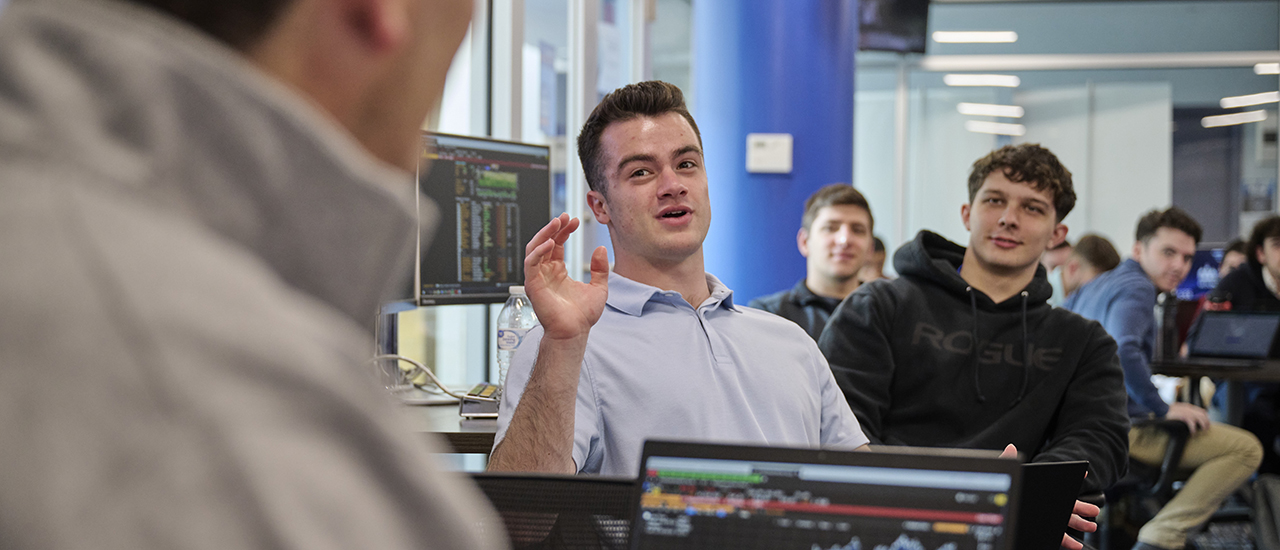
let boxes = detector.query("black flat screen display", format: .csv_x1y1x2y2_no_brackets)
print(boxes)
417,133,552,305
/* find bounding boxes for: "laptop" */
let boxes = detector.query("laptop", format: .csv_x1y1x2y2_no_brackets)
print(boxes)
1184,311,1280,368
1016,461,1089,550
630,441,1022,550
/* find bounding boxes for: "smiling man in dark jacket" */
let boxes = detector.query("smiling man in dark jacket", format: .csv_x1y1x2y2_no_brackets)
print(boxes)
819,144,1129,550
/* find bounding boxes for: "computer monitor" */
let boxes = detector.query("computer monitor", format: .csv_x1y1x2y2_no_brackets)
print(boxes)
416,133,553,305
1175,245,1227,302
632,441,1020,550
858,0,931,54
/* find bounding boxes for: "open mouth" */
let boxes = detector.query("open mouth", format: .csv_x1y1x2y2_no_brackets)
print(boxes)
659,209,689,219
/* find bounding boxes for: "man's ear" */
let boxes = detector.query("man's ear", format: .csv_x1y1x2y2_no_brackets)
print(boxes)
1050,223,1069,249
587,190,611,225
1064,257,1080,277
797,228,811,258
343,0,410,54
960,203,972,232
1133,240,1145,260
1259,246,1267,265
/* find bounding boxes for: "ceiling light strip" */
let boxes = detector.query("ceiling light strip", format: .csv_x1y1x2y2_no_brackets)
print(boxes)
965,121,1026,136
1202,110,1268,129
957,102,1025,118
943,74,1021,87
1221,91,1280,109
932,31,1018,44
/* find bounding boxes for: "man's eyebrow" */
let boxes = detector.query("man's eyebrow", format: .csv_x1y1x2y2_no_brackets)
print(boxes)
615,153,657,173
673,145,702,159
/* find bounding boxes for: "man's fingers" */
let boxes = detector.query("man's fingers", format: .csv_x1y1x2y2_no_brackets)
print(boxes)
553,216,581,245
1061,533,1083,550
548,217,582,263
527,214,567,256
1072,499,1100,518
588,246,610,288
998,444,1018,458
1067,513,1097,533
525,236,557,272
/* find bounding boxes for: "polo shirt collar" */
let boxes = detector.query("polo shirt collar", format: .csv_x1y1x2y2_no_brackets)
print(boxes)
790,279,826,307
606,271,740,316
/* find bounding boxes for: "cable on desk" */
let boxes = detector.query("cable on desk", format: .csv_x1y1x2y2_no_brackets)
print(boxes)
371,354,468,399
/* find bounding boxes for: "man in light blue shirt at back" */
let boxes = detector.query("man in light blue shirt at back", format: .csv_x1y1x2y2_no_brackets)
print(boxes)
487,81,868,475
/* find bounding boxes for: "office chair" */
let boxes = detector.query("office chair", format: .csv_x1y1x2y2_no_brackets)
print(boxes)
470,472,638,550
1090,420,1191,550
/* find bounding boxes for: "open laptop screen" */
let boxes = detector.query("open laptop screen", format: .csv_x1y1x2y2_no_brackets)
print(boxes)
632,441,1020,550
1188,312,1280,359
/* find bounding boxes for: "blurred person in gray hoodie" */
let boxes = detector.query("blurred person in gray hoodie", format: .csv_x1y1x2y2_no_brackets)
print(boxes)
0,0,506,549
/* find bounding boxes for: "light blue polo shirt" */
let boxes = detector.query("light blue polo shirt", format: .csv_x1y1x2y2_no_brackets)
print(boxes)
494,271,868,476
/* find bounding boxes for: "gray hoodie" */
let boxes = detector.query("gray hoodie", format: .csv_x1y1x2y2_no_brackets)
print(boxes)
0,0,505,548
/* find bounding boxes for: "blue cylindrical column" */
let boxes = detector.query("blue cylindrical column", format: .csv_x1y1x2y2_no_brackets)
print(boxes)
694,0,857,303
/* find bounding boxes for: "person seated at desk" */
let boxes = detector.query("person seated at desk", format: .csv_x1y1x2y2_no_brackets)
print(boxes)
1066,208,1263,550
1206,216,1280,474
819,144,1129,550
750,184,876,340
486,81,869,476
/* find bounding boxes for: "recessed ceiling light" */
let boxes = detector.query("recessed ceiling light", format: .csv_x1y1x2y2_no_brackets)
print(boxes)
943,74,1021,88
1202,110,1267,128
1220,91,1280,109
932,31,1018,44
957,103,1026,118
965,121,1026,136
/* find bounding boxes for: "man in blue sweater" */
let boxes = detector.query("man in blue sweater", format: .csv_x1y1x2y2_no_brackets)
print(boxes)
1065,208,1262,550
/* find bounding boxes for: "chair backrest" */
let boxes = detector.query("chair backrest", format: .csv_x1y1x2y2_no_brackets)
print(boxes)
471,472,638,550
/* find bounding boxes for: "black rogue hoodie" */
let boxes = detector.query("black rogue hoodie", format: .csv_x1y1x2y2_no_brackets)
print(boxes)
819,231,1130,492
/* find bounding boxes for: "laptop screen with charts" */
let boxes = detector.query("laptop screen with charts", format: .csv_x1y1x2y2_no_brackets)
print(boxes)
1187,311,1280,359
631,441,1022,550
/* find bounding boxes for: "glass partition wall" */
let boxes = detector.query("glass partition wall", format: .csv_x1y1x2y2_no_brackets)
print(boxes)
855,0,1280,273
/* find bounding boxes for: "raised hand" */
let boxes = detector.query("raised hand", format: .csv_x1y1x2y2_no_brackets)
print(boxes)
525,213,610,341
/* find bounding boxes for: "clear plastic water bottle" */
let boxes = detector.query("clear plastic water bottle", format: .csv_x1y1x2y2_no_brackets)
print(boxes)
496,286,538,387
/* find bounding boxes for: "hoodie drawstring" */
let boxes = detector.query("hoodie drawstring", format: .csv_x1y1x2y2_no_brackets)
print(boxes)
1012,291,1030,408
967,287,986,403
969,288,1032,409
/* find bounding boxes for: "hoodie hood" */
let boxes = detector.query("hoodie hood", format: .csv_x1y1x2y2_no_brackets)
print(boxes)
894,230,1054,310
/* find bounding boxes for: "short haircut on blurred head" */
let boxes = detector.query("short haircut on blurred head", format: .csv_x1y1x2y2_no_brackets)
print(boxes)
1247,215,1280,264
1135,207,1202,246
1071,234,1121,273
801,184,873,233
125,0,295,50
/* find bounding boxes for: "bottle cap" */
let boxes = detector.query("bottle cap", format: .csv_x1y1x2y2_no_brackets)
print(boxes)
509,285,525,295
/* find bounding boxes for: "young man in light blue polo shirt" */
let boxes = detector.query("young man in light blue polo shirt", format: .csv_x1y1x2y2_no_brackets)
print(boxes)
487,81,868,475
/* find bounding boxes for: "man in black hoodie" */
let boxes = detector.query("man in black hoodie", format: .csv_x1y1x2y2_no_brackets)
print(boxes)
1210,215,1280,474
819,144,1129,550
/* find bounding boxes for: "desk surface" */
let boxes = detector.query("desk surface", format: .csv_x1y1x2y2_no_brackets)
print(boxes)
1151,358,1280,382
404,404,496,454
